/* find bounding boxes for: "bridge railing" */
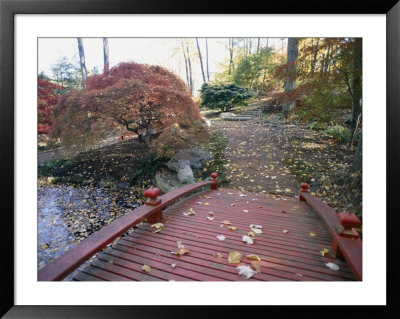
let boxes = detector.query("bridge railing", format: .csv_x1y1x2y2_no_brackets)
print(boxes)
38,173,219,281
298,183,362,281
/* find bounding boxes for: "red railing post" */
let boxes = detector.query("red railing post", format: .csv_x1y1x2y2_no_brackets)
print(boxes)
210,172,218,190
337,212,361,239
144,187,162,223
299,182,309,201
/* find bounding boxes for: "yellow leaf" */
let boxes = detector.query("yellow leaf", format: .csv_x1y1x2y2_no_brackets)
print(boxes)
141,265,151,272
227,226,237,231
309,232,316,237
222,220,232,225
228,251,243,264
251,228,262,235
250,261,261,273
246,254,261,261
320,248,330,256
203,202,210,206
285,188,291,192
257,185,262,189
151,223,164,233
39,244,49,249
227,192,234,196
247,231,255,238
213,253,222,258
176,241,184,249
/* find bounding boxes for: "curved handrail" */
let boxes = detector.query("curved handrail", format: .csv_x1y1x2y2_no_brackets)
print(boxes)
38,178,219,281
299,186,362,281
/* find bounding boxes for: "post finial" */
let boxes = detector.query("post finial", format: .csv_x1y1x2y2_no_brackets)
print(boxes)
144,187,161,206
210,172,218,190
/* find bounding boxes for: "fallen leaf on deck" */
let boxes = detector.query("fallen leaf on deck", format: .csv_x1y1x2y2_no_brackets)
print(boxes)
221,220,232,225
176,241,184,249
227,192,234,196
248,231,255,237
216,235,226,241
213,253,222,258
283,229,289,234
320,248,330,256
250,261,261,273
325,262,339,270
171,264,176,269
183,208,196,216
228,251,243,263
236,265,256,279
251,228,262,235
246,254,261,261
207,216,215,221
208,211,214,216
196,202,203,205
141,265,151,272
151,223,164,233
239,194,247,197
243,209,249,213
203,202,210,206
242,235,254,244
309,232,316,237
250,224,262,229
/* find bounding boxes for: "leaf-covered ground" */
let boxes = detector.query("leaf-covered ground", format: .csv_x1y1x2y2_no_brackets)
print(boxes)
209,113,361,218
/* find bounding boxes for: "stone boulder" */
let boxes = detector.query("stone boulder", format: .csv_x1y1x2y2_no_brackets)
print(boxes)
176,160,195,184
219,112,236,119
167,148,211,174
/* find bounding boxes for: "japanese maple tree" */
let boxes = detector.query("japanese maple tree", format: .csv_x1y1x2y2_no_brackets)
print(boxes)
51,62,207,151
38,77,63,135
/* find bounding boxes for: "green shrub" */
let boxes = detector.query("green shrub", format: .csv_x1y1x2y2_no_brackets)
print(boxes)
200,83,254,112
200,132,230,185
308,122,327,131
324,125,352,144
129,153,169,185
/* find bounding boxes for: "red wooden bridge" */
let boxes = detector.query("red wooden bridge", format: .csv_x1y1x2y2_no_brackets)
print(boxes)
38,174,362,282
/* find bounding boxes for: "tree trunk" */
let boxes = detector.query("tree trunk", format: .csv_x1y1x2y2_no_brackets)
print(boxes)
196,38,206,83
228,38,234,75
257,37,260,53
186,45,193,95
206,38,210,81
282,38,299,116
345,133,362,188
103,37,110,75
77,38,87,89
311,38,319,78
350,38,362,128
181,41,190,90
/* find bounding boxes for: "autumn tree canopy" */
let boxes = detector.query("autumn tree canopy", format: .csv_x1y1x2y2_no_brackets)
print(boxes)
38,77,63,135
51,62,207,152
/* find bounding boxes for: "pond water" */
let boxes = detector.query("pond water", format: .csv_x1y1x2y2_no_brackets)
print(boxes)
37,185,140,280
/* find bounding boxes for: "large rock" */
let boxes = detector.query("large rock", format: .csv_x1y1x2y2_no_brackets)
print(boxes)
167,148,211,174
176,160,195,184
219,112,236,119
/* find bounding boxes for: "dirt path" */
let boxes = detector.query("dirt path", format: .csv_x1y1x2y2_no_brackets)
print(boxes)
211,118,299,196
210,114,361,216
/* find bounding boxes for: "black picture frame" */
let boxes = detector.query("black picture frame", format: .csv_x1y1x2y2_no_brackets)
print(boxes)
1,0,399,317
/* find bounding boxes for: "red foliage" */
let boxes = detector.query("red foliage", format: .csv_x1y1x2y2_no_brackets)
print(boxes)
38,78,63,134
52,62,205,149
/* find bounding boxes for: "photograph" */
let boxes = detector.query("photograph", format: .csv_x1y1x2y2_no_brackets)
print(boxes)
37,37,363,282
